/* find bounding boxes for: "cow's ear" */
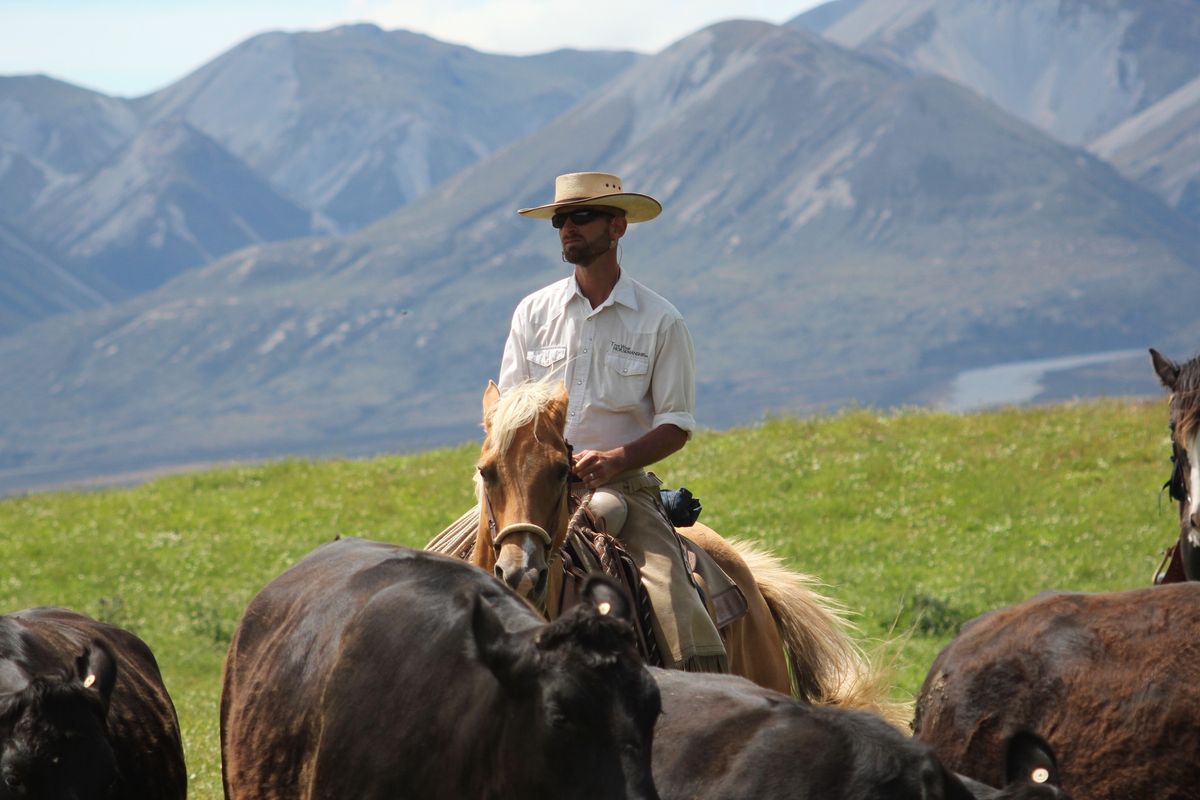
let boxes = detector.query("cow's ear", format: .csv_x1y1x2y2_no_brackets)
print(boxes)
76,640,117,710
1005,731,1060,788
580,575,633,623
1151,348,1180,390
471,595,536,691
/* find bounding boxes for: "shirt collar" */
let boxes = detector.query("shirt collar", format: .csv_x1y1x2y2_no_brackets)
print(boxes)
561,269,639,313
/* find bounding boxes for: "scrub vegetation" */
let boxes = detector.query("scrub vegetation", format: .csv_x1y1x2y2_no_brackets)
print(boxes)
0,398,1173,799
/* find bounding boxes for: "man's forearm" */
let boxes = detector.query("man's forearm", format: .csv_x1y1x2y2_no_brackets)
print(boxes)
617,424,689,472
573,424,689,488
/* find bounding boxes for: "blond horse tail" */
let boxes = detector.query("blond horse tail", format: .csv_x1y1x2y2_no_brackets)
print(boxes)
727,539,913,729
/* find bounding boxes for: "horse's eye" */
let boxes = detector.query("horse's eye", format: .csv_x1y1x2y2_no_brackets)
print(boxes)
478,464,499,484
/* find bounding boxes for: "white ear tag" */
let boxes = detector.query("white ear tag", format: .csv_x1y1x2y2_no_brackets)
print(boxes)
83,673,97,689
597,601,612,616
1031,767,1050,784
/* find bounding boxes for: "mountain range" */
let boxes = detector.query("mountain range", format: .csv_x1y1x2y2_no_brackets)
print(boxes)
790,0,1200,225
0,27,637,332
2,2,1199,494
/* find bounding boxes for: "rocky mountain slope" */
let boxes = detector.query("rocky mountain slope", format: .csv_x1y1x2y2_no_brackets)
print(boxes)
1090,74,1200,226
134,24,639,231
792,0,1200,144
791,0,1200,225
23,120,313,296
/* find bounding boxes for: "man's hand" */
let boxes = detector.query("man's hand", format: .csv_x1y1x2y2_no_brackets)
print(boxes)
571,424,689,489
573,448,627,489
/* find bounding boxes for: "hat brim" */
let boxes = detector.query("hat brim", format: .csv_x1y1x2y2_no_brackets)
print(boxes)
517,192,662,223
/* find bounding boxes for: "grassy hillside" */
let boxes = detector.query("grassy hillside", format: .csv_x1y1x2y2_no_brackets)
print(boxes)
0,398,1175,798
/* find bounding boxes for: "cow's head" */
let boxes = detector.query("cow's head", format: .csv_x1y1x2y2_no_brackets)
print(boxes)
0,641,119,800
472,576,662,800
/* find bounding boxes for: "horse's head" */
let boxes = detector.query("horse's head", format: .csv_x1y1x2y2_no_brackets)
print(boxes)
1152,348,1200,578
473,380,572,607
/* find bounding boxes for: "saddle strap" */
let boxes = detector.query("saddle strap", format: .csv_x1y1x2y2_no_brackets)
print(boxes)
560,528,662,667
1154,540,1187,585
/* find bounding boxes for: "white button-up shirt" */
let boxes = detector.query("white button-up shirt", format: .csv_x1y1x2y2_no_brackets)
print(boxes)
498,271,696,452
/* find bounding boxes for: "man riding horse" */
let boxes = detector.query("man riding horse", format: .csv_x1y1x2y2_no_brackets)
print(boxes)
502,171,727,673
433,171,729,673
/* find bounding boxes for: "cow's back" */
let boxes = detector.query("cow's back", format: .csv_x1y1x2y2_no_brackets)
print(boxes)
221,537,542,799
914,583,1200,799
651,669,993,799
6,607,187,799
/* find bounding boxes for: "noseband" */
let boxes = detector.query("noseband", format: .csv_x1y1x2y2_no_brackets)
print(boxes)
481,473,570,551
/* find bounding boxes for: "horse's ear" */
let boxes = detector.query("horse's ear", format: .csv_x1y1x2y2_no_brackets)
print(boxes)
483,381,502,425
546,381,569,430
1151,348,1180,390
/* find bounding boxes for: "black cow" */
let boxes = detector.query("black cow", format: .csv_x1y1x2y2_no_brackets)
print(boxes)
221,537,662,800
652,669,1066,800
0,607,186,800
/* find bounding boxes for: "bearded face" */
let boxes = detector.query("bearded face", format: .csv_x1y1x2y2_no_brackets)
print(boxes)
557,208,620,266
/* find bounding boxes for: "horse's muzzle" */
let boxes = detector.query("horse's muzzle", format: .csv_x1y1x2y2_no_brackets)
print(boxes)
493,525,551,604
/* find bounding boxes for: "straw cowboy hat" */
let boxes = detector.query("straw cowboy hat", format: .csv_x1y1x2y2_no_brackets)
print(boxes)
517,172,662,223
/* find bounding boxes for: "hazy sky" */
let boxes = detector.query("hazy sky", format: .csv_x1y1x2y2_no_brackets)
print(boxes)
1,0,827,97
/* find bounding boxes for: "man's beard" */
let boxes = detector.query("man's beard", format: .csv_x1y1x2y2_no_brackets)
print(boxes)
562,234,612,266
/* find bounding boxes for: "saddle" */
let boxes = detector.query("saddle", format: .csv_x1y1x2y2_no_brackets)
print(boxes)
554,496,748,667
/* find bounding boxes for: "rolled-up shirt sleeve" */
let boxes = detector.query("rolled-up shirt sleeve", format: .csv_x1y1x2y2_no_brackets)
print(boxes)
650,315,697,437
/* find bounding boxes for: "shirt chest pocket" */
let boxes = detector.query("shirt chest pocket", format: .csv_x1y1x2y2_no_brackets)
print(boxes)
601,351,651,409
526,346,566,380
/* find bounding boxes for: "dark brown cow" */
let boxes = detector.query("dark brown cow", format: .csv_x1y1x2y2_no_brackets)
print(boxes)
0,607,186,800
914,584,1200,799
221,537,662,800
652,669,1066,799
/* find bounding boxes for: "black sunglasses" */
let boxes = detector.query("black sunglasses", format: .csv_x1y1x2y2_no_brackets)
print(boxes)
551,210,612,229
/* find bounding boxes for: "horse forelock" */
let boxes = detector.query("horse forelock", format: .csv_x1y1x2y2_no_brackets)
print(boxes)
485,382,565,456
1170,355,1200,446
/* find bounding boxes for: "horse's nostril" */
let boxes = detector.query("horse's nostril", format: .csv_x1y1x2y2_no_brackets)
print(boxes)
494,564,505,581
534,568,548,598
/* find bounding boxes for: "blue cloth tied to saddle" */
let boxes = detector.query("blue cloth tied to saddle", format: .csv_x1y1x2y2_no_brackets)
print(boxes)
660,487,701,527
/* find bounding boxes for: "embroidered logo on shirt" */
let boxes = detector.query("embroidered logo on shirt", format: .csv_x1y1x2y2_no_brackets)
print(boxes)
610,342,648,359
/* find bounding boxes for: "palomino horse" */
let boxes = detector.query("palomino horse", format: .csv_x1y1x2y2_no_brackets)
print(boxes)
1151,348,1200,581
443,379,902,723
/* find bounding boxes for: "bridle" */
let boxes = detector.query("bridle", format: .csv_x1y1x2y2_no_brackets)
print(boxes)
1165,418,1190,505
480,467,571,552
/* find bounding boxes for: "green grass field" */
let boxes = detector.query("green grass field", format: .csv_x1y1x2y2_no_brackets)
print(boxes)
0,398,1176,799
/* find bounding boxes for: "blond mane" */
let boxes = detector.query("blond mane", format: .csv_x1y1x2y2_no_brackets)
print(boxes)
484,380,564,456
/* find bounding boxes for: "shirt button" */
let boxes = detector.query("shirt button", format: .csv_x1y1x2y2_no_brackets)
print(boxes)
575,380,582,385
